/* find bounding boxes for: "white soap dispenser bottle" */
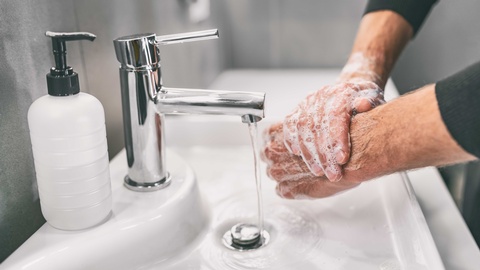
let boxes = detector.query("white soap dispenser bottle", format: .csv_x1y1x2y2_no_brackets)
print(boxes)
28,31,112,230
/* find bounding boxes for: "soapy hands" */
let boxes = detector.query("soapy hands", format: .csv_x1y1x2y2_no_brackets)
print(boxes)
262,122,361,199
261,10,428,198
283,53,385,182
283,79,384,182
264,84,478,199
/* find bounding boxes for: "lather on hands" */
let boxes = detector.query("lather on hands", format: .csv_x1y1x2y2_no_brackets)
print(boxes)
283,74,384,182
264,10,422,196
282,52,386,182
262,122,361,199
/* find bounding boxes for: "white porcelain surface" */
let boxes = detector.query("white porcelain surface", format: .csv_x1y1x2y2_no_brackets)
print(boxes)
163,146,444,269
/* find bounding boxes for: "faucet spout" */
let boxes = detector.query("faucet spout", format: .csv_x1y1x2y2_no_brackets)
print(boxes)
114,29,266,192
156,87,265,121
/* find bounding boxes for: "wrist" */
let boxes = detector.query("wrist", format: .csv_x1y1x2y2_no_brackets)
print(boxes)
337,52,387,89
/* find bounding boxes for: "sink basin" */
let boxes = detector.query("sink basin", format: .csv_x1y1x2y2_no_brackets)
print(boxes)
1,69,444,270
161,146,445,270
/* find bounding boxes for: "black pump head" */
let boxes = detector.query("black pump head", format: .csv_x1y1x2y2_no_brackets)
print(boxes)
45,31,96,96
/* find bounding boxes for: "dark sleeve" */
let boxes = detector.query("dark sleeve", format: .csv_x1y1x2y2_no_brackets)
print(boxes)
364,0,438,36
436,61,480,158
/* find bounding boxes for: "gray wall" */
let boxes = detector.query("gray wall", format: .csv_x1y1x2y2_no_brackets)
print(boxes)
0,0,82,262
223,0,368,69
392,0,480,92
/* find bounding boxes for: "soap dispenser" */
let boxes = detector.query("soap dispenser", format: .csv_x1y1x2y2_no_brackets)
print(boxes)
28,31,112,230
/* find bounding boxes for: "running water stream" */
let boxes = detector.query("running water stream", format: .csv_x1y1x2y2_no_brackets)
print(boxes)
222,122,270,251
248,122,265,239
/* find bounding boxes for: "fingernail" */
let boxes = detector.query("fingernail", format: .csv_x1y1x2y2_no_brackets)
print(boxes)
329,173,342,182
335,150,348,164
291,143,300,154
311,163,324,176
326,167,342,182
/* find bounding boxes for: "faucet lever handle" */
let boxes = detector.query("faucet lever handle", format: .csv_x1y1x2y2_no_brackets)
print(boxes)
155,29,219,45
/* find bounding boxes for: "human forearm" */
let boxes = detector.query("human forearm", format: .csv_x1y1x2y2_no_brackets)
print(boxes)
341,0,439,87
338,11,413,88
345,84,476,182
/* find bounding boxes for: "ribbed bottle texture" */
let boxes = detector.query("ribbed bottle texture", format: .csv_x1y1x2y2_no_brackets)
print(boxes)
28,93,112,230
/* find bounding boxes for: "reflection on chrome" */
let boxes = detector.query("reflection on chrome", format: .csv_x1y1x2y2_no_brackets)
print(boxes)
113,29,265,192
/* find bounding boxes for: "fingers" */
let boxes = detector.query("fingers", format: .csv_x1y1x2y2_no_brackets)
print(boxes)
352,83,385,113
283,92,316,156
267,163,314,182
353,99,374,113
263,138,295,165
283,106,302,155
276,181,315,199
296,106,324,176
262,122,282,143
321,119,346,182
266,142,321,182
265,80,384,189
262,122,324,183
261,122,288,165
294,89,347,181
262,121,360,200
321,93,351,167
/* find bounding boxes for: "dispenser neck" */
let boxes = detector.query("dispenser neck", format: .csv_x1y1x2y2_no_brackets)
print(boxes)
45,31,96,96
51,40,68,73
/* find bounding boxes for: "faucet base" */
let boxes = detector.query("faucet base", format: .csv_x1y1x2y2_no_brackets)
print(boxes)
123,173,171,192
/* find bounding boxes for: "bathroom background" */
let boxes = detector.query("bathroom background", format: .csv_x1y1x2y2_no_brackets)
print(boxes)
1,0,479,262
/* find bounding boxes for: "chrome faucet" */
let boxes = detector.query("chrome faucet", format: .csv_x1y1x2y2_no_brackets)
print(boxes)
113,29,265,192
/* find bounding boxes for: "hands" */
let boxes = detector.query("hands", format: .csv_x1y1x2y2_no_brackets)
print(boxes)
283,77,384,182
264,105,391,199
261,10,429,198
262,122,361,199
280,10,415,183
263,84,477,200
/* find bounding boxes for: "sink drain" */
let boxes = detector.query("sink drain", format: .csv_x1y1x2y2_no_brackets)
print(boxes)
222,223,270,251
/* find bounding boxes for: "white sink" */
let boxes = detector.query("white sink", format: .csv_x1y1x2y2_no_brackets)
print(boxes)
1,69,445,270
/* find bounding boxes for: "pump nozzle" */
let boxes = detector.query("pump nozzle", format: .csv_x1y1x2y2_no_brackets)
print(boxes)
45,31,96,96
